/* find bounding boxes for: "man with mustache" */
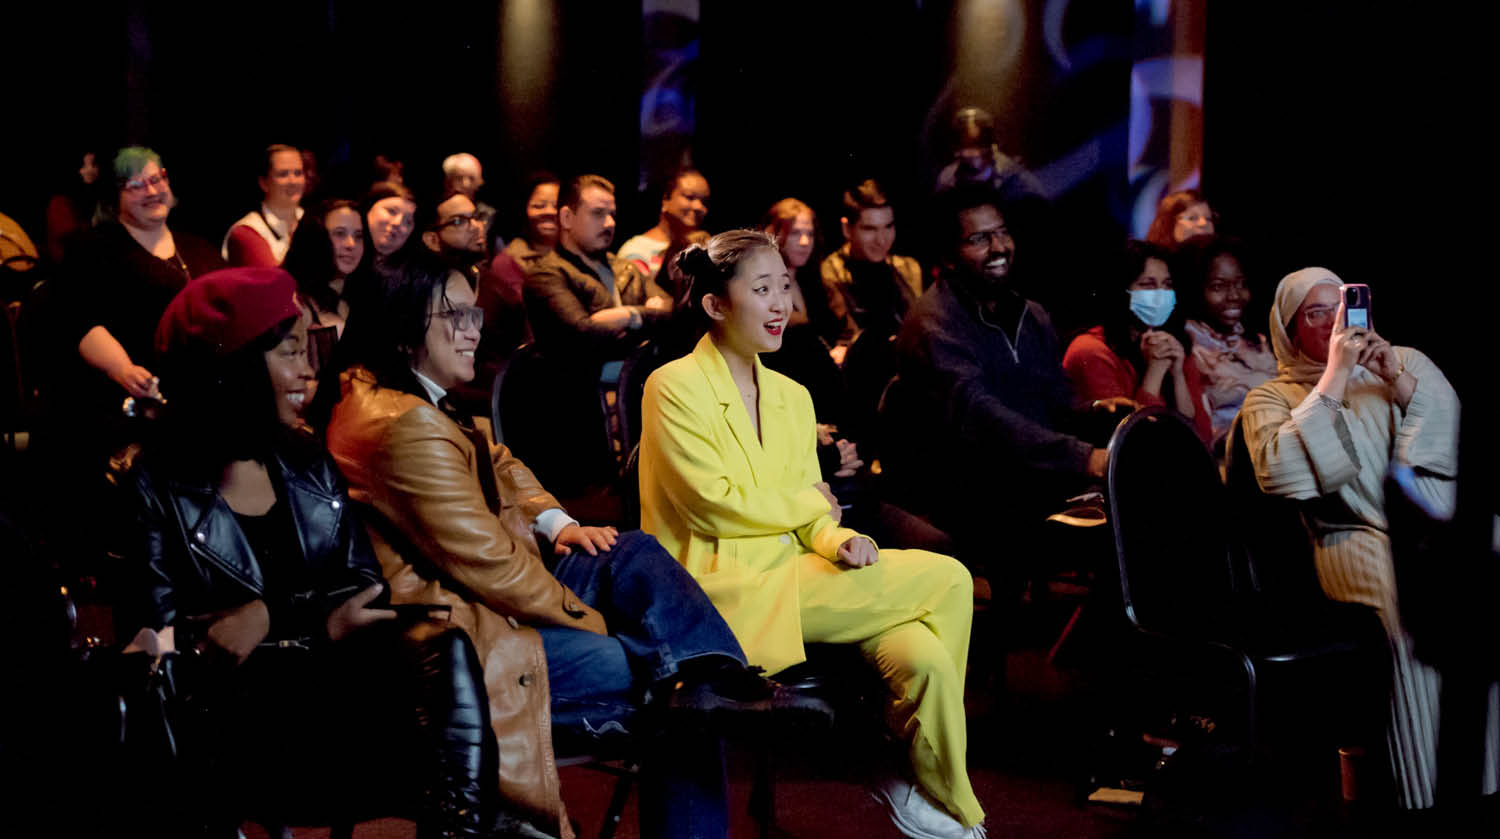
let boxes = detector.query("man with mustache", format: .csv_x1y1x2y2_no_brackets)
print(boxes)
889,186,1128,573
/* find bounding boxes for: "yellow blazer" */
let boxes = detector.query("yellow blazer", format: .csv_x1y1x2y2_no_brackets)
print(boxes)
639,334,859,673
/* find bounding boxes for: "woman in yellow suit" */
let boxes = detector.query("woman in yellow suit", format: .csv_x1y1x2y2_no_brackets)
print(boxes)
639,230,986,839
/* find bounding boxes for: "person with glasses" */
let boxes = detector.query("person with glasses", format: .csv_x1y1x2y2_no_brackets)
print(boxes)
1144,188,1216,250
221,144,305,267
440,153,498,249
819,178,924,354
1174,234,1277,448
313,250,830,839
1241,268,1482,811
414,189,529,409
888,186,1128,575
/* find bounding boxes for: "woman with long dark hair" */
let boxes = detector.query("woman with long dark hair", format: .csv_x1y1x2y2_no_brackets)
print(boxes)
281,198,369,335
1063,240,1210,441
122,267,502,837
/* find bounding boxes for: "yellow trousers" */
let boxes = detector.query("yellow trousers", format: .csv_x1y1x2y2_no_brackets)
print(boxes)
794,549,984,828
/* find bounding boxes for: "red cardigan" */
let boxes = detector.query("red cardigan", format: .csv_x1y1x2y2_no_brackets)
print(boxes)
1063,326,1213,443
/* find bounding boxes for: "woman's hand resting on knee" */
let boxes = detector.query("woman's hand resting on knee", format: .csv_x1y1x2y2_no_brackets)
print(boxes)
837,537,879,568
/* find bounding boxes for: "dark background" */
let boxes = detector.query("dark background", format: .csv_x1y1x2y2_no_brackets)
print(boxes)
2,0,1488,392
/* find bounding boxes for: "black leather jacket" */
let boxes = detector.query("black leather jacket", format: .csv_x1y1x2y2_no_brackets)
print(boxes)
123,436,384,644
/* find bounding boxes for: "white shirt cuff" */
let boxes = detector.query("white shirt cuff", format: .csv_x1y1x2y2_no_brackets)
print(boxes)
534,508,579,544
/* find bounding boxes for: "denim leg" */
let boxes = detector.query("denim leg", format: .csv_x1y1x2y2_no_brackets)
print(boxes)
536,626,637,736
551,530,746,681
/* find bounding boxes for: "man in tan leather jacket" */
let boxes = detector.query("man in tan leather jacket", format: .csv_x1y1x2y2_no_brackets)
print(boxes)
321,251,824,838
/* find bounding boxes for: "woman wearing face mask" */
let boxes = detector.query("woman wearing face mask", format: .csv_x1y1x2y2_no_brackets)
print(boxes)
282,198,368,336
1240,268,1490,811
639,230,986,839
1063,240,1209,441
1174,235,1277,446
222,144,306,267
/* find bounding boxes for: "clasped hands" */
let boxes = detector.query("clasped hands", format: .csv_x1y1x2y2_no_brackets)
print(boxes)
814,480,879,567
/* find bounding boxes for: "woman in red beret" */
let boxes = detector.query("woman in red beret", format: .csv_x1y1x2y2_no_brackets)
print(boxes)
115,266,508,837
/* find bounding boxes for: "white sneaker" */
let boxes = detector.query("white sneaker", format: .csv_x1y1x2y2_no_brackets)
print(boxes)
867,774,987,839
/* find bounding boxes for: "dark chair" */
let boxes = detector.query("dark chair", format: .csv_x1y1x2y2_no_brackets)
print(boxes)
1105,406,1384,760
610,339,666,468
839,328,898,450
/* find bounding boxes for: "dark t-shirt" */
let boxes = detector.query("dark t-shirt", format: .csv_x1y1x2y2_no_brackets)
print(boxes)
64,222,225,365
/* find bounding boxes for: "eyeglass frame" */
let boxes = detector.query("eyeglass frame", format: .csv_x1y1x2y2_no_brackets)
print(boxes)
120,169,170,193
959,226,1013,250
1300,305,1337,328
428,305,485,331
429,213,484,232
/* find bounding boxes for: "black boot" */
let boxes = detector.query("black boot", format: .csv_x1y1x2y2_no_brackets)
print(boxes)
655,660,835,732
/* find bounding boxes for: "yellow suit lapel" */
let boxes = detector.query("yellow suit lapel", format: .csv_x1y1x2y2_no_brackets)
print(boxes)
693,335,764,486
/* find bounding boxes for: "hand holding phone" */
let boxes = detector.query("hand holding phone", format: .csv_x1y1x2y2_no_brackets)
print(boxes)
1340,284,1371,330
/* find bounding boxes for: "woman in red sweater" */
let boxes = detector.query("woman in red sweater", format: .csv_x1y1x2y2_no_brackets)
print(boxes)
1063,240,1211,442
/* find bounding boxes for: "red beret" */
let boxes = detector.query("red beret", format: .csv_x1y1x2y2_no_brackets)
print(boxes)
155,267,302,358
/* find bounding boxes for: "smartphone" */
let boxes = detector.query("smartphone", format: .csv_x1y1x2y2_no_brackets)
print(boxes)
1340,284,1372,330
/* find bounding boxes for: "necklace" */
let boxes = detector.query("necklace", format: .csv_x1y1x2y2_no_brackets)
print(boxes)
171,251,191,282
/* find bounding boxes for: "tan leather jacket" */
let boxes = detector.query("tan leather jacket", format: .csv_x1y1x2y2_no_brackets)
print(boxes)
325,368,606,836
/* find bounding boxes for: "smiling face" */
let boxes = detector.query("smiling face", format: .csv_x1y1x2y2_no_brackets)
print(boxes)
843,206,896,263
663,172,710,234
1129,257,1172,291
1173,201,1215,243
560,185,616,255
780,210,816,270
1202,253,1250,332
1291,282,1339,364
427,193,484,255
954,203,1015,290
413,272,481,390
264,313,314,427
705,247,792,357
259,150,305,210
118,160,173,230
367,195,417,256
324,207,364,276
525,181,559,246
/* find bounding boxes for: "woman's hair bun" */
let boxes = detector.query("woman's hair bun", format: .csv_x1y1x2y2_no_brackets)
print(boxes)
675,243,718,283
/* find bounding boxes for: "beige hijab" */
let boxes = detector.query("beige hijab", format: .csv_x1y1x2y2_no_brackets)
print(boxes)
1268,266,1344,385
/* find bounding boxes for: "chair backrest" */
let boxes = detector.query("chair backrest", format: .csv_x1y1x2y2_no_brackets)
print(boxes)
493,342,544,454
1106,406,1238,632
1223,412,1318,600
613,338,665,464
840,329,898,444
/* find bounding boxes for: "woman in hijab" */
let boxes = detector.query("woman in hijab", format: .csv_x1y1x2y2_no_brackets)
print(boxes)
1240,267,1493,810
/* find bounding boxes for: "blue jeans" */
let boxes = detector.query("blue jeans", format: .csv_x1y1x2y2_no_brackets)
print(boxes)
538,530,743,838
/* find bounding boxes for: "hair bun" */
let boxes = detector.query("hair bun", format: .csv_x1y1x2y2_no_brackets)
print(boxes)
675,243,718,282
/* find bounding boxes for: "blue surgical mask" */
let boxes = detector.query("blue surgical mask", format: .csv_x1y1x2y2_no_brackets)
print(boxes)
1129,288,1176,327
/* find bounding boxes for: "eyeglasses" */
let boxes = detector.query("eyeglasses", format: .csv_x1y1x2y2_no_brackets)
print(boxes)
1301,306,1336,327
961,227,1011,249
432,213,482,231
121,170,169,193
429,305,484,331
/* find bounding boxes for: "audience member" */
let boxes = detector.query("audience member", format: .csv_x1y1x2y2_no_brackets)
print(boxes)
362,180,417,276
523,174,671,357
299,148,322,204
43,148,102,265
935,106,1046,206
222,144,306,267
1144,188,1215,249
416,189,529,381
282,198,368,335
639,230,985,839
122,267,502,836
63,147,225,409
617,167,710,279
820,178,923,352
442,152,498,246
889,186,1127,560
372,153,406,186
504,172,561,271
1063,240,1210,442
1240,267,1490,810
1174,234,1277,446
317,251,828,838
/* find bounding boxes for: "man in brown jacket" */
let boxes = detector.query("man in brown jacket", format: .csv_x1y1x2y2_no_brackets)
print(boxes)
321,251,824,838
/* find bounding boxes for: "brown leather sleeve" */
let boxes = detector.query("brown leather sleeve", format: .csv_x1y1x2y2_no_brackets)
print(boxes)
369,404,606,633
489,439,563,522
